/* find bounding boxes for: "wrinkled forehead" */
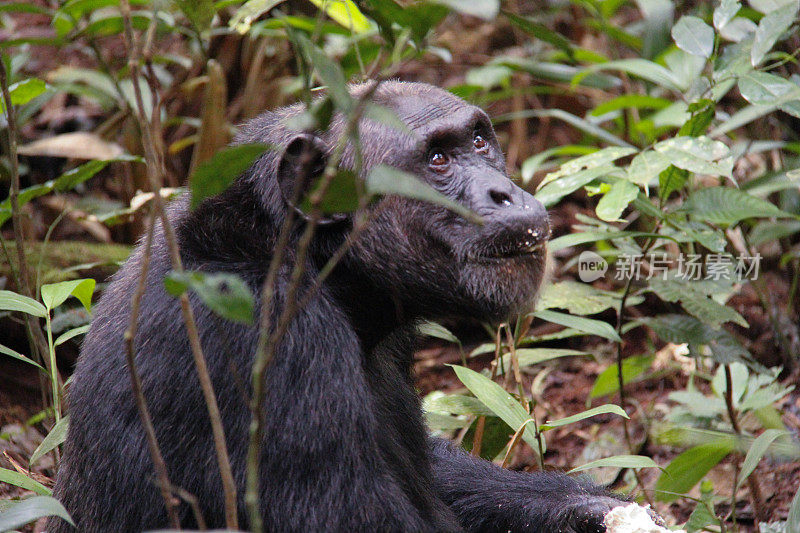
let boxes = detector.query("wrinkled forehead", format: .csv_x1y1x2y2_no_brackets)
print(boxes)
390,92,481,132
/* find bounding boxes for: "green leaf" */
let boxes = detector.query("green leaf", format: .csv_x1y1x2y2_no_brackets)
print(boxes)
751,2,799,66
40,279,95,312
672,16,714,58
738,70,800,106
464,64,512,90
54,324,90,347
300,170,360,214
548,230,667,253
648,278,748,328
417,322,460,344
0,343,45,371
714,0,741,30
788,479,800,533
424,392,495,417
737,429,789,489
538,147,636,189
295,33,352,112
229,0,287,34
592,94,671,116
654,136,731,177
449,365,538,449
0,496,72,531
433,0,499,20
655,443,733,501
535,164,617,207
30,416,69,466
504,11,573,57
500,348,589,373
190,143,269,209
0,467,51,495
534,310,621,342
0,290,47,317
366,164,481,224
538,280,631,315
308,0,371,32
596,179,638,221
627,150,671,186
568,454,659,474
681,186,796,226
540,404,628,431
574,59,683,92
164,271,255,325
591,355,654,398
0,78,47,112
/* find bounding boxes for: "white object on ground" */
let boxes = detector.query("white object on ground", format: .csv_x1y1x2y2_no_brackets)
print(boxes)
603,503,686,533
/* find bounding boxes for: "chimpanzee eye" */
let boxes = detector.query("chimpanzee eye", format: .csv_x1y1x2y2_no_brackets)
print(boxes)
473,134,488,152
429,150,449,170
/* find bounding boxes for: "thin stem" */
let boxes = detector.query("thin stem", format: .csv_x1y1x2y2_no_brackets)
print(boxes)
124,204,181,528
44,312,60,422
723,364,766,523
119,1,238,528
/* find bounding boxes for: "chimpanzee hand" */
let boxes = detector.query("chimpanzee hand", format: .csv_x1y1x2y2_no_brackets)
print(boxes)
558,495,624,533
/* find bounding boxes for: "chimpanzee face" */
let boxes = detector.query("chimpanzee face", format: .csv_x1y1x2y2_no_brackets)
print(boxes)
349,82,551,321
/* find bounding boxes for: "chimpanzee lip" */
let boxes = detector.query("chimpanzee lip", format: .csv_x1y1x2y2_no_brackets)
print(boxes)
472,242,546,261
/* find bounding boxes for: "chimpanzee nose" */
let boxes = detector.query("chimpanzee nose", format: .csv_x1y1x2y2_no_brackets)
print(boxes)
477,179,551,249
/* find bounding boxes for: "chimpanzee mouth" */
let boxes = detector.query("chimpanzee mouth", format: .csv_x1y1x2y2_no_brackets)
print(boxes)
471,241,546,262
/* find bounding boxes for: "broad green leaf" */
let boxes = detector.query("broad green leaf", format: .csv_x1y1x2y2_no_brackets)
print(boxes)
648,278,748,328
504,11,573,56
30,417,69,466
591,355,654,398
0,78,47,112
308,0,371,33
548,230,668,252
295,33,352,112
714,0,741,30
751,2,799,66
300,170,360,214
190,143,269,209
681,186,796,226
654,136,732,177
433,0,499,20
230,0,287,34
540,404,628,431
672,16,714,57
520,145,594,184
738,70,800,106
500,348,589,373
0,343,45,371
54,155,141,191
0,496,72,531
417,322,460,344
0,467,51,495
596,179,638,221
41,279,95,312
164,271,255,325
423,393,495,417
534,310,621,342
464,64,512,89
495,109,632,148
538,281,632,315
750,220,800,245
425,411,469,430
568,454,659,474
449,365,538,449
534,164,617,207
627,151,671,186
591,94,671,116
174,0,214,33
366,164,481,224
54,324,90,347
573,59,683,92
655,443,733,501
737,429,789,489
0,290,46,317
719,16,757,41
538,147,636,189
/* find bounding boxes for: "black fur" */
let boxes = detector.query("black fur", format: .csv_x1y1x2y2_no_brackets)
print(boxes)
51,81,623,532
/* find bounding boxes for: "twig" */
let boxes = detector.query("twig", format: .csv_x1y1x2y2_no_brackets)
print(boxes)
124,204,181,528
0,55,50,412
723,364,767,522
118,1,238,528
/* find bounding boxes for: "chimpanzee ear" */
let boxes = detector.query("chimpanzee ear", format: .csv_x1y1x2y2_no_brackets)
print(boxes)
277,133,347,225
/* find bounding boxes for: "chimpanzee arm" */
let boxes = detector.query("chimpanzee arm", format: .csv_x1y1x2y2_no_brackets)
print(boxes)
430,438,624,533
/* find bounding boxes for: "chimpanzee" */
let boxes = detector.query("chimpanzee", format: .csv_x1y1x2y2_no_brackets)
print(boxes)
51,81,626,532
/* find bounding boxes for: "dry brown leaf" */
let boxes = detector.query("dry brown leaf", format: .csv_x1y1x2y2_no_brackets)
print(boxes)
18,132,124,160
